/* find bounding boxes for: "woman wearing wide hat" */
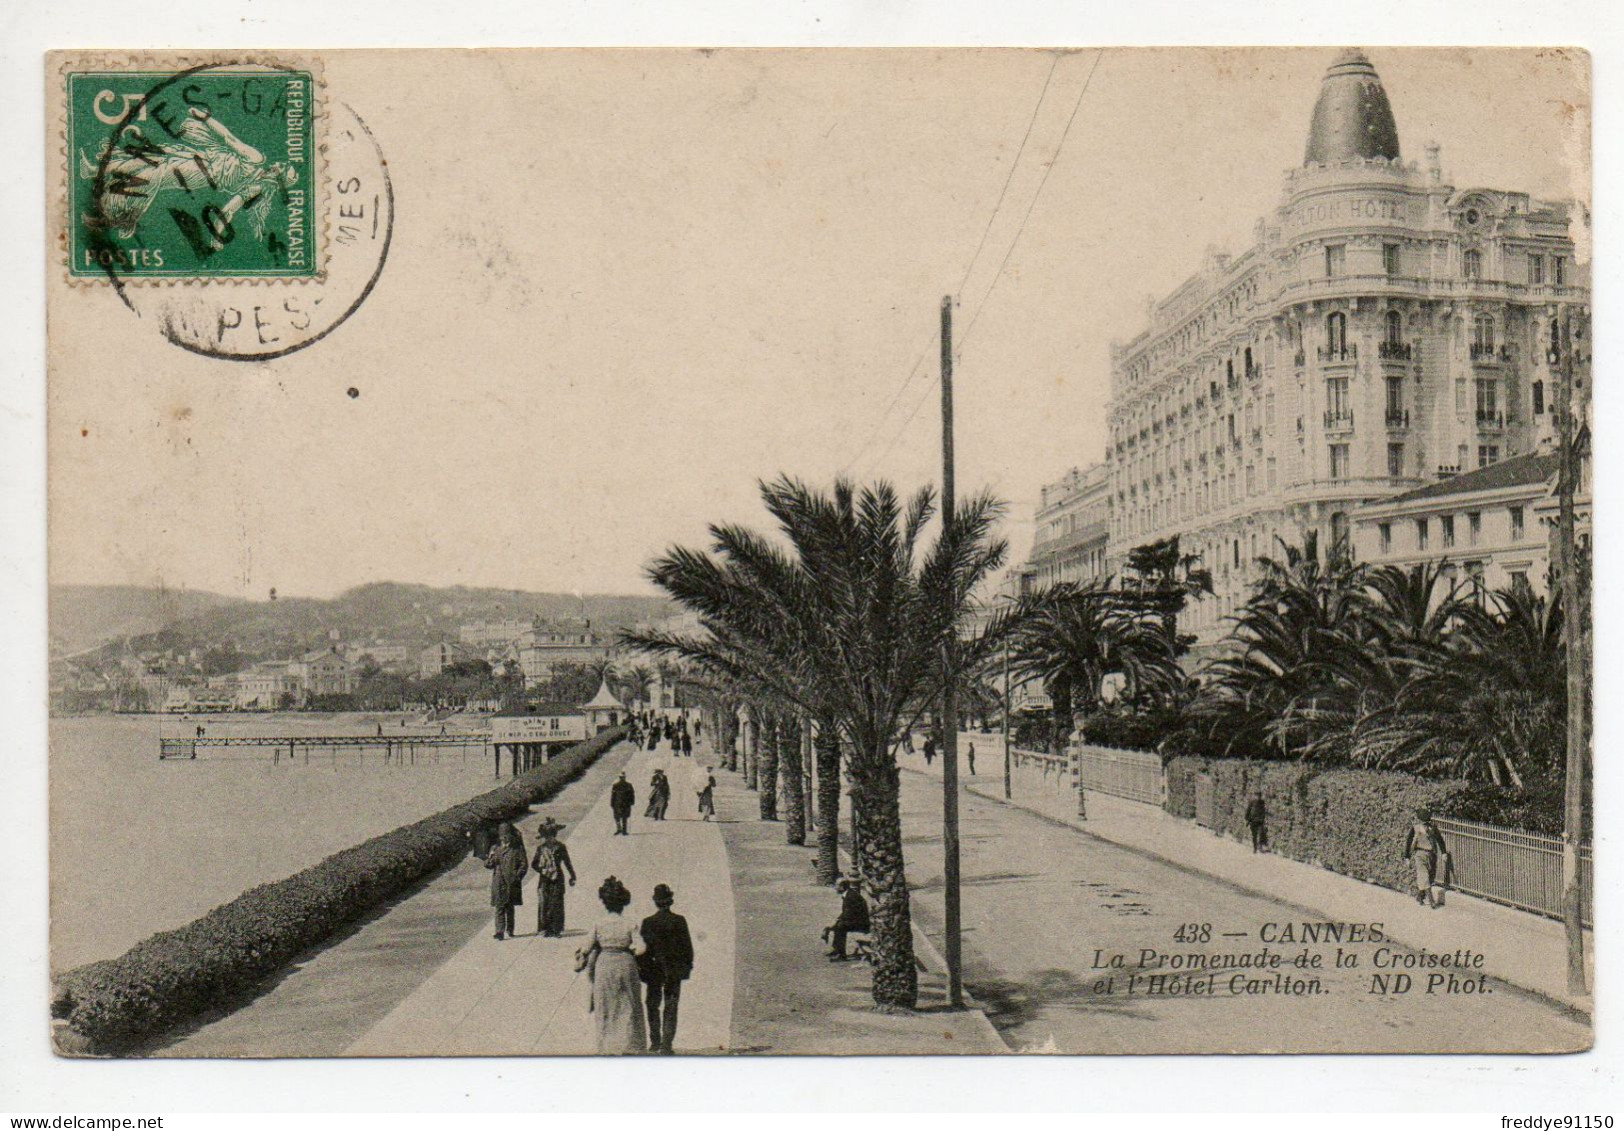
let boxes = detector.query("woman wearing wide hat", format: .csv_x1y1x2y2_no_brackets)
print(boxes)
581,876,648,1054
530,817,576,937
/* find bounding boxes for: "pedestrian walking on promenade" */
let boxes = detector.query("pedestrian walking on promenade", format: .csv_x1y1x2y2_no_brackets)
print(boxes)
1402,808,1450,908
697,768,716,821
922,735,936,766
966,742,976,776
680,730,693,758
638,883,694,1055
1245,791,1268,853
530,817,576,937
610,773,636,835
583,876,648,1054
694,717,703,740
646,768,671,820
485,822,529,940
823,877,871,961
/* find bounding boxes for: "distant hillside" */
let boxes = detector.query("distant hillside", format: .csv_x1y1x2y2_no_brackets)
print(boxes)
50,585,245,657
53,582,676,660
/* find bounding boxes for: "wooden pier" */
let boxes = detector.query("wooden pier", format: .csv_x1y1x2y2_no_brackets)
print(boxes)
158,733,575,776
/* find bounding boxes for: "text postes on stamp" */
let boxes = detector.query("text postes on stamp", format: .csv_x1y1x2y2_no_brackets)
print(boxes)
69,64,319,281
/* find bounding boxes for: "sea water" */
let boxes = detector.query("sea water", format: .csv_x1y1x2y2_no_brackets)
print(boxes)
49,712,498,971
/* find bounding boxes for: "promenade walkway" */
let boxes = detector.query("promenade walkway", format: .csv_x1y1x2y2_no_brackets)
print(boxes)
348,742,735,1056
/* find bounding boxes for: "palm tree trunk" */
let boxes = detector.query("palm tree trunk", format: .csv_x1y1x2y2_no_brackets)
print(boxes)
758,716,779,820
722,709,738,772
1050,675,1073,755
778,714,805,845
745,713,759,791
852,751,918,1009
814,723,842,886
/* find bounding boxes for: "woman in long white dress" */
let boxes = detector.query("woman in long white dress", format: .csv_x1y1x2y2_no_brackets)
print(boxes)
585,876,648,1053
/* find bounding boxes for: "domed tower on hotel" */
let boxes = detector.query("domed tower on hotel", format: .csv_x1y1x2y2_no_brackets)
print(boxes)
1102,49,1588,646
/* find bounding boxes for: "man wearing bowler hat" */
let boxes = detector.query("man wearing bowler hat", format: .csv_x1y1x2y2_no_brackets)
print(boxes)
638,883,694,1054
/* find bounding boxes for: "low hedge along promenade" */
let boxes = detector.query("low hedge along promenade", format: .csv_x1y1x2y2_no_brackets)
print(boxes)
53,727,624,1053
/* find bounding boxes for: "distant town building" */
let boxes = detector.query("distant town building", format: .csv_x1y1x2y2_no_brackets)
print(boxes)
458,618,537,647
516,621,612,687
1023,463,1111,591
290,648,357,698
235,662,299,709
418,641,479,679
1094,48,1587,646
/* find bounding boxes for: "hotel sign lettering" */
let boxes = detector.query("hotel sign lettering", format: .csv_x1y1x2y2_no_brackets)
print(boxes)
1288,195,1409,230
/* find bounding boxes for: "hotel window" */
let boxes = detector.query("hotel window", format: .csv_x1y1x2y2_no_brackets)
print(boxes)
1416,518,1429,551
1528,254,1544,285
1265,394,1276,429
1466,561,1486,605
1478,445,1499,468
1441,515,1455,548
1326,311,1347,354
1329,443,1349,480
1326,376,1349,416
1463,249,1482,279
1386,375,1404,416
1383,243,1401,276
1533,380,1545,415
1508,569,1531,594
1510,505,1525,541
1325,244,1345,277
1553,256,1566,285
1384,309,1403,345
1458,443,1470,470
1379,522,1392,554
1467,511,1482,544
1475,378,1498,418
1455,379,1467,413
1472,314,1495,352
1246,465,1256,495
1330,511,1350,548
1267,457,1277,489
1387,442,1405,477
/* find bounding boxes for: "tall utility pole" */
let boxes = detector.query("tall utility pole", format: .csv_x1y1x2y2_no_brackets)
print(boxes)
939,294,964,1009
1554,306,1588,995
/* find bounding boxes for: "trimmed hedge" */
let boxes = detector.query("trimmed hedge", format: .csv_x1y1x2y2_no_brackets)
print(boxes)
54,727,624,1053
1163,756,1470,894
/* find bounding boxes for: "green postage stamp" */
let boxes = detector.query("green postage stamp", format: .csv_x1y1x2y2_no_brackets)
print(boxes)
66,62,319,280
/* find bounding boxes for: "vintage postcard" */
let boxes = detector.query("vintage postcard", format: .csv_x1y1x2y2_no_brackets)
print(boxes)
45,47,1592,1058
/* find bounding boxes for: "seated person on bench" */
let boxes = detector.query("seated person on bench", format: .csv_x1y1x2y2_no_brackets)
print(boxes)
821,877,871,961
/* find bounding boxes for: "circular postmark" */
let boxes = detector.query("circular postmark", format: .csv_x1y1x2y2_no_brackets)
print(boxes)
75,61,392,360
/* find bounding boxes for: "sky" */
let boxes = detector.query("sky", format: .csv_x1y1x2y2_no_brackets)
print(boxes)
47,47,1590,600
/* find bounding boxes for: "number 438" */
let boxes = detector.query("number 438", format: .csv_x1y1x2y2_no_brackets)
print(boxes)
1173,922,1211,943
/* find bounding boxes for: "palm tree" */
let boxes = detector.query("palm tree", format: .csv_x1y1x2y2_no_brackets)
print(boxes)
1011,580,1180,752
622,663,655,709
1123,535,1214,655
627,475,1013,1009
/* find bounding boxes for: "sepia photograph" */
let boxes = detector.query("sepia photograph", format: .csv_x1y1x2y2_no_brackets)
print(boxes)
34,38,1595,1071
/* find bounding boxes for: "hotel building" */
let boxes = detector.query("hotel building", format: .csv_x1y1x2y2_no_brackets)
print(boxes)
1101,48,1588,644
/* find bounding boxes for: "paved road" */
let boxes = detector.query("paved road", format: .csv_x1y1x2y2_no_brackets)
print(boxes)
348,740,735,1055
897,767,1591,1054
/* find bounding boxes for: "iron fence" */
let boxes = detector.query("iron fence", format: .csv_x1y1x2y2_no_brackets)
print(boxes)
1075,744,1165,806
1433,816,1592,926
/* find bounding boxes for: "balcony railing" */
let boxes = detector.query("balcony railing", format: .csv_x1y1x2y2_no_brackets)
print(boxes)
1293,350,1307,368
1323,409,1354,431
1245,362,1263,382
1378,340,1413,361
1470,343,1514,363
1318,344,1357,363
1385,408,1410,428
1476,410,1506,429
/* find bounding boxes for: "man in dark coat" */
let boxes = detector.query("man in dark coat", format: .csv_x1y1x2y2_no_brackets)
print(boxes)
484,822,528,940
639,883,694,1054
610,772,636,835
1244,791,1268,853
824,876,871,960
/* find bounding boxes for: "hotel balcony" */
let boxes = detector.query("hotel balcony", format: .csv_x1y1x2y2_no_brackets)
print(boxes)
1475,410,1506,431
1470,343,1514,365
1385,408,1410,429
1323,409,1354,433
1318,344,1357,364
1293,349,1307,369
1378,340,1413,361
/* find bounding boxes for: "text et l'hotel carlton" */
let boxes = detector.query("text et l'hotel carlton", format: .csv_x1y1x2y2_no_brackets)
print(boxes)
1029,49,1590,647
